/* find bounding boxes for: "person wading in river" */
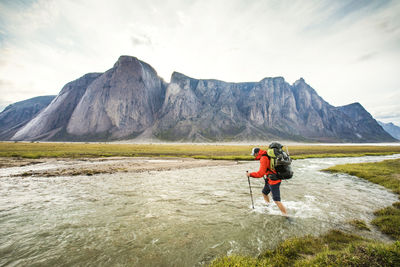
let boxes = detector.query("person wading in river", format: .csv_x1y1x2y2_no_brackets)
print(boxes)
246,147,288,216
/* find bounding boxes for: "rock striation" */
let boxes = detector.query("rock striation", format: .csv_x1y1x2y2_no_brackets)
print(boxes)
11,73,102,140
4,55,397,143
153,74,396,142
66,56,167,139
0,96,55,140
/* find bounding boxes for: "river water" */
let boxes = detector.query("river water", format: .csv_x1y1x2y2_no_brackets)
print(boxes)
1,154,399,266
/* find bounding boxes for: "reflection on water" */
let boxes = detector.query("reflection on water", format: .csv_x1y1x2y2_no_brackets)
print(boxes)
1,154,399,266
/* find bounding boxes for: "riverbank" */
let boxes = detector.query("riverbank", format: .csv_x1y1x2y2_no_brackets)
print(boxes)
1,142,400,160
324,159,400,240
210,158,400,266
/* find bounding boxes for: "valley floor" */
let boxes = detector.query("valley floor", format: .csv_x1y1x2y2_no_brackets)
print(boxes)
1,142,400,160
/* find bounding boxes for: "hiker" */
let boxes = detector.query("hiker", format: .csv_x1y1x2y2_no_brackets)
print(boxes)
246,147,288,216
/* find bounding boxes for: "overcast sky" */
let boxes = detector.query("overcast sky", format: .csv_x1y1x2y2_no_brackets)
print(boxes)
1,0,399,125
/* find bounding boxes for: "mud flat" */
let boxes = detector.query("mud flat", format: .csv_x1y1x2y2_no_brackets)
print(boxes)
0,157,44,168
0,157,239,177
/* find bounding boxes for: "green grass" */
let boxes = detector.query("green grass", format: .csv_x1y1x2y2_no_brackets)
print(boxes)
303,241,400,267
1,142,400,159
324,159,400,240
323,159,400,195
348,219,371,231
210,230,400,267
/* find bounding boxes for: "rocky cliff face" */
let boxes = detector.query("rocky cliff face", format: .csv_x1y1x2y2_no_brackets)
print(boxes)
66,56,166,139
6,55,397,143
12,73,102,140
0,96,55,140
153,73,395,142
153,72,250,141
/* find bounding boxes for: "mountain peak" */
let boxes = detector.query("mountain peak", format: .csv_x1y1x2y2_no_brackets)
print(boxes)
338,102,373,123
117,55,138,63
378,121,400,140
170,72,197,84
1,95,56,140
113,55,140,69
293,77,307,86
260,76,286,83
341,102,364,110
171,71,188,79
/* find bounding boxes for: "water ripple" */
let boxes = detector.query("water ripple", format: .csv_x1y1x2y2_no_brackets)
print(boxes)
1,154,399,266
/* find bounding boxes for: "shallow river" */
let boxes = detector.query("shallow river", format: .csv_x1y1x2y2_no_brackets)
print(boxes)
1,154,399,266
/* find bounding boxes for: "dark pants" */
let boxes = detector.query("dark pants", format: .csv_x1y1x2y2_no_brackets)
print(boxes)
262,181,281,201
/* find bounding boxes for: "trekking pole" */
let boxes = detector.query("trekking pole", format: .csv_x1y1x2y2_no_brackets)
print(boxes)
246,171,255,209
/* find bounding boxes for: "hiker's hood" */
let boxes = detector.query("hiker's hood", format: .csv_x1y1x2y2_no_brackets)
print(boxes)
255,149,267,160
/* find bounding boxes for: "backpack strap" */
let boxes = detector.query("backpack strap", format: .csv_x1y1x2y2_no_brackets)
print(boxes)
266,149,276,171
262,152,275,172
261,154,279,180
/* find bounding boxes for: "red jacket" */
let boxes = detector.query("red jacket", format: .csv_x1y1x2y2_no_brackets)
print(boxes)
250,149,281,185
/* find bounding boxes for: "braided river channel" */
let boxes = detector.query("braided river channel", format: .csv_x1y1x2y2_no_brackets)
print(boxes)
1,154,400,266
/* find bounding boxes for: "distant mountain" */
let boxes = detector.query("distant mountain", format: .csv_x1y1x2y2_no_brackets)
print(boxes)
4,55,398,143
0,96,55,139
11,73,102,140
378,121,400,140
336,103,396,142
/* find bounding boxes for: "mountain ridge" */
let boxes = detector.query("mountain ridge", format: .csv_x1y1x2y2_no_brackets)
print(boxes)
2,55,397,143
378,121,400,141
0,95,56,140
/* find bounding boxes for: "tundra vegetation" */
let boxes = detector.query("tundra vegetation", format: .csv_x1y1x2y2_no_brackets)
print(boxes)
1,142,400,159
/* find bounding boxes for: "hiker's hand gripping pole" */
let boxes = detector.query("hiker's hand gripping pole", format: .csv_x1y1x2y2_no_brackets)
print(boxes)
246,171,255,209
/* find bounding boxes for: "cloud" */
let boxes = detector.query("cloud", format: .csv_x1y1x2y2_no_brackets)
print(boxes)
0,0,399,125
355,52,378,62
131,34,152,47
365,89,400,125
0,79,13,89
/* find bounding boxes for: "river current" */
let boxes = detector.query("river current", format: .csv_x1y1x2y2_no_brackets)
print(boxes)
1,154,399,266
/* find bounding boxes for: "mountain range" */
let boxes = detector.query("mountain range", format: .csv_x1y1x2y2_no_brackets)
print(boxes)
378,121,400,141
0,96,55,140
0,55,397,143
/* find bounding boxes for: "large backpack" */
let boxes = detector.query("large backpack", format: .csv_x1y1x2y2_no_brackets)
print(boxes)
265,142,293,180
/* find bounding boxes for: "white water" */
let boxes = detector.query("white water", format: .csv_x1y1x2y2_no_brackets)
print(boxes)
0,154,399,266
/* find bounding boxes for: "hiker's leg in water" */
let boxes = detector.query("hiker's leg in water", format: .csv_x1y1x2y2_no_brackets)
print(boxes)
270,182,287,216
274,201,287,216
262,181,271,204
262,193,270,203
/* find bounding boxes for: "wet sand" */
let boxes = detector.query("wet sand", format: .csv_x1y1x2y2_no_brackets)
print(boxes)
0,157,239,177
0,157,44,168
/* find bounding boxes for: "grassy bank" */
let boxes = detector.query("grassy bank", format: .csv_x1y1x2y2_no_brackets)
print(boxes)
1,142,400,159
211,230,400,266
324,159,400,195
209,159,400,266
324,159,400,240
